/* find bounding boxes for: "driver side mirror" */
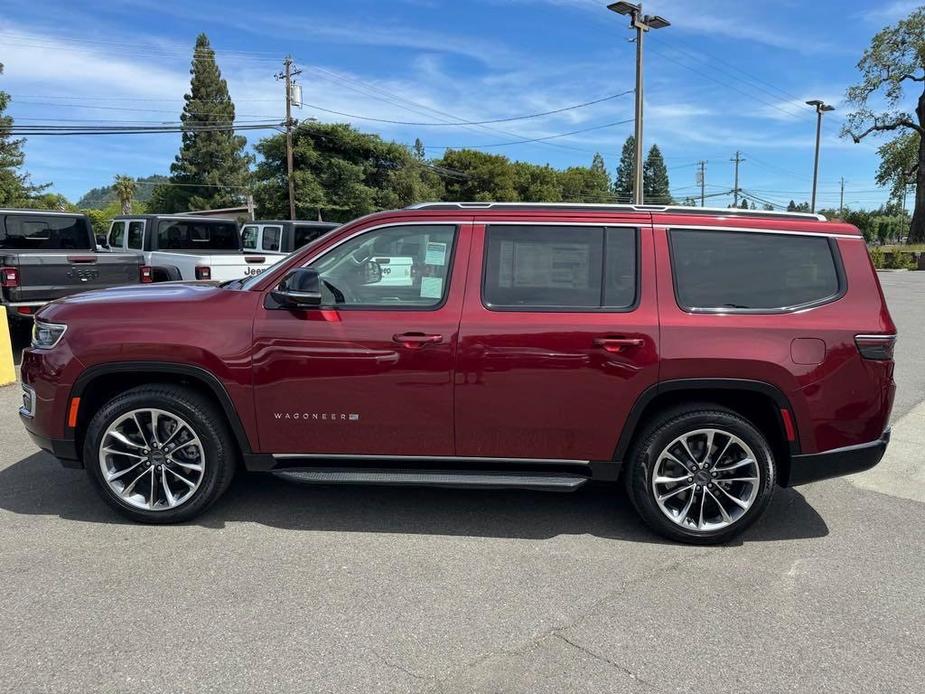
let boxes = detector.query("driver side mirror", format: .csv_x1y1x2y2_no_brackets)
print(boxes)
271,268,322,309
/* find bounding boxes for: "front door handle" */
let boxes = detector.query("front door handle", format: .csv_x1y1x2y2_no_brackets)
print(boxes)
594,337,645,354
393,332,444,349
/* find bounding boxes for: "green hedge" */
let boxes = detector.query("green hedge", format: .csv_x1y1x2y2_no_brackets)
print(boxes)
869,246,919,270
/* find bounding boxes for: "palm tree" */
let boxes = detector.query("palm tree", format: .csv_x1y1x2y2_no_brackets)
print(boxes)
113,175,136,215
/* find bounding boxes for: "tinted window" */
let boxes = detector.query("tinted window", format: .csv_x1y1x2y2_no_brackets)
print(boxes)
294,224,335,250
483,225,637,310
241,225,258,250
0,215,91,250
156,220,239,250
127,221,145,249
309,225,456,308
262,226,282,252
670,229,842,310
108,221,126,248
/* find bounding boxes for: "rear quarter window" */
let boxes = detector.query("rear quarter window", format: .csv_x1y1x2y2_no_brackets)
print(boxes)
669,229,843,311
156,220,240,251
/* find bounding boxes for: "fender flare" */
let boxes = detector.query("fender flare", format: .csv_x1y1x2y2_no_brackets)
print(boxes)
613,378,798,461
150,265,182,282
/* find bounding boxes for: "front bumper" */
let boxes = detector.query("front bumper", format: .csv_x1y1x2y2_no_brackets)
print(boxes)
787,429,891,487
20,411,81,467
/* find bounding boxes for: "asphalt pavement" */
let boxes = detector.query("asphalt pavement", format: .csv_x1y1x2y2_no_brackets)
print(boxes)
0,273,923,693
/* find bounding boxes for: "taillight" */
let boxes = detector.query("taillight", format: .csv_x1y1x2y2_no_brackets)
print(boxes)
1,267,19,288
855,334,896,361
16,306,33,316
195,266,211,280
140,266,154,283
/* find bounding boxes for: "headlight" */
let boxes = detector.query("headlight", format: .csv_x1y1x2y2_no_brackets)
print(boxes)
31,321,67,349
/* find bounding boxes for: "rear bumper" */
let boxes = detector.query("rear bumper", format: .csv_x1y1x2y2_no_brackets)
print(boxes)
786,429,890,487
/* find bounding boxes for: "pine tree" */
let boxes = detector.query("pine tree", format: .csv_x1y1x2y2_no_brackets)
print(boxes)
613,136,636,203
153,34,251,213
0,63,47,205
643,144,671,204
413,138,426,162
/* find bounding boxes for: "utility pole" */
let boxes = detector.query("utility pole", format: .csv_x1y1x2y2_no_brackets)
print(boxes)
731,151,745,207
839,177,845,218
697,161,706,207
608,2,670,205
276,56,302,221
806,99,835,214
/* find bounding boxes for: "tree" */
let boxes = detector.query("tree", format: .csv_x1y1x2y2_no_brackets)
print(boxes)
787,200,810,212
435,149,519,202
762,203,775,211
613,136,636,202
253,121,440,221
152,34,251,213
844,7,925,242
875,131,918,205
413,138,426,162
643,144,671,204
513,162,562,202
0,62,47,205
112,175,136,215
559,163,612,203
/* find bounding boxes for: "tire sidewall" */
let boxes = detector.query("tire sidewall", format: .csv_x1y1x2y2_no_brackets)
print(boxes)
629,409,776,544
83,386,233,523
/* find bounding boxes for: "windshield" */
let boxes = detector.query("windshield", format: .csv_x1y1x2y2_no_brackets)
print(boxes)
0,214,92,250
156,220,240,251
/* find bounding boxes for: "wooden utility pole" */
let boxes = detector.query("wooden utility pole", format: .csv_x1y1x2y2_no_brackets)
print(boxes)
731,151,745,207
697,161,706,207
839,177,845,217
277,56,302,221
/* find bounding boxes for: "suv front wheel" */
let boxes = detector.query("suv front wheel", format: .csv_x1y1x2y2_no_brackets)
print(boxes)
83,384,236,523
626,406,776,544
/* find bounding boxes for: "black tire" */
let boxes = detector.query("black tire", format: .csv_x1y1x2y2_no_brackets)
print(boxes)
83,384,236,523
625,405,776,545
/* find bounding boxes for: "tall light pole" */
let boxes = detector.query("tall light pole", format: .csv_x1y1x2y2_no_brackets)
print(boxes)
608,2,670,205
806,99,834,214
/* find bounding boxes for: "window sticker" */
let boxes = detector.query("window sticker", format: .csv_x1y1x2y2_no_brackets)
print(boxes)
420,276,444,299
424,241,447,266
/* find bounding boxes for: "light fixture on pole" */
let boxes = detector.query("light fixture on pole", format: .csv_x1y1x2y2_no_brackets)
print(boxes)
806,99,835,214
608,2,670,205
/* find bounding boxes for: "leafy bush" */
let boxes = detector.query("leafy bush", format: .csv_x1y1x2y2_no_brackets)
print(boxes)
869,246,918,269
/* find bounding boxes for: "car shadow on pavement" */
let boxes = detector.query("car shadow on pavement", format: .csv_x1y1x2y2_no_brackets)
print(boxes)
0,452,829,545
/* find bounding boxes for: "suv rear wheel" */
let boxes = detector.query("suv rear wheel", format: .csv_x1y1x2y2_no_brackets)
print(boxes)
626,406,776,544
83,384,236,523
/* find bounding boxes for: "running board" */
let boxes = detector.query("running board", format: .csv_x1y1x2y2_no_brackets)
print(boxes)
272,468,589,492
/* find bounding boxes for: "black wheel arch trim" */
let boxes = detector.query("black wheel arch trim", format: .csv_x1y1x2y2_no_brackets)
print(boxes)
614,378,800,462
68,361,255,456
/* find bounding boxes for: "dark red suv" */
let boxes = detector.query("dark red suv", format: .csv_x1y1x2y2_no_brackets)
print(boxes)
18,203,896,543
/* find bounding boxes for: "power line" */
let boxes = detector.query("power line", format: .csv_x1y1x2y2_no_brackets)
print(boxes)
423,119,634,150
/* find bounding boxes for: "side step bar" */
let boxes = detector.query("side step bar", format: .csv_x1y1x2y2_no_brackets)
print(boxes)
273,468,589,492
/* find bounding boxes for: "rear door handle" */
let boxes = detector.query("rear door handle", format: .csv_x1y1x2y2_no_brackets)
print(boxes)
393,333,444,349
594,337,645,354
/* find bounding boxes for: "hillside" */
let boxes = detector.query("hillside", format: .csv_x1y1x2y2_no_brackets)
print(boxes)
76,174,168,208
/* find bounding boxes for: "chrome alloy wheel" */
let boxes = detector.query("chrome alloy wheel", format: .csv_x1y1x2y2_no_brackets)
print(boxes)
98,408,205,511
651,428,760,532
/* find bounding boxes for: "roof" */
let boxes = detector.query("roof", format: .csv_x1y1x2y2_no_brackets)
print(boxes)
112,214,239,222
0,208,87,217
407,202,828,223
251,220,341,227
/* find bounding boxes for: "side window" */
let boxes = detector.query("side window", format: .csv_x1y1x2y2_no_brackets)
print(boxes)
308,225,457,309
294,225,328,250
483,225,637,311
108,221,126,248
241,225,258,250
669,229,842,311
127,221,145,250
262,226,282,252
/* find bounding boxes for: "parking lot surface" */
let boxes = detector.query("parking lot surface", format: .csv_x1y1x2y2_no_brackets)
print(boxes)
1,273,923,693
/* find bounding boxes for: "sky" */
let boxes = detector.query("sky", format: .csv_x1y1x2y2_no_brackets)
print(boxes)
0,0,921,210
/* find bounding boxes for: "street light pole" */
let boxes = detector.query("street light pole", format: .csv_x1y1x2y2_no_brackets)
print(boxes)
806,99,834,214
608,2,670,205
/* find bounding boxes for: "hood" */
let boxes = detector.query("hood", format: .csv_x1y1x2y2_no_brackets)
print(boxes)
35,281,226,322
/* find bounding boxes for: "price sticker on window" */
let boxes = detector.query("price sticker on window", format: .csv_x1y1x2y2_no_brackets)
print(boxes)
424,242,447,266
420,276,444,299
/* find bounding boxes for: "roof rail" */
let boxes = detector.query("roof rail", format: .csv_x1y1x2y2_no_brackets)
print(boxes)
405,202,828,222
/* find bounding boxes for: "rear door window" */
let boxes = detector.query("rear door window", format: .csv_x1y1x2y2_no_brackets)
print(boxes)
294,224,332,250
156,220,240,250
669,229,843,311
261,226,282,252
0,215,91,250
483,225,637,311
127,221,145,250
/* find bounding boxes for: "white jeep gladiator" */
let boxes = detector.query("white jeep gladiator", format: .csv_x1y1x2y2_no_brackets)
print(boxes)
107,215,284,282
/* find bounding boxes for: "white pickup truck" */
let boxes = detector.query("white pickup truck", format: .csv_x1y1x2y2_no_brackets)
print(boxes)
106,215,284,282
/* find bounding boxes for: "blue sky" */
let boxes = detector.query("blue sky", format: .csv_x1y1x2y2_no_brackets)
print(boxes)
0,0,920,210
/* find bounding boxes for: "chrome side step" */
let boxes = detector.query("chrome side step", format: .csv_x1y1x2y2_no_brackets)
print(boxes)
272,469,589,492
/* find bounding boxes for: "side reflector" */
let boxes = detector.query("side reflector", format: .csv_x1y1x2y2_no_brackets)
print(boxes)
16,306,33,315
780,408,796,442
67,397,81,428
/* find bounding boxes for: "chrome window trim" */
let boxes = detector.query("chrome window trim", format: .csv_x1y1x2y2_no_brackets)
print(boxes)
665,224,860,240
